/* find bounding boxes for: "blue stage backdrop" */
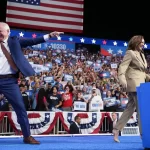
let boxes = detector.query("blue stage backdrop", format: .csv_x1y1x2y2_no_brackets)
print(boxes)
10,29,150,56
31,40,75,52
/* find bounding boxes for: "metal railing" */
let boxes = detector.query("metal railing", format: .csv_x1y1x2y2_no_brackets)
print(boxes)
0,115,111,136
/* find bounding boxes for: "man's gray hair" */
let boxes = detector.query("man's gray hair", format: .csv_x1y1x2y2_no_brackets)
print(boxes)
0,22,10,32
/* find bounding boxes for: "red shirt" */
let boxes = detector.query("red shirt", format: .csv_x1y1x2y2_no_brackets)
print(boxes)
62,92,73,107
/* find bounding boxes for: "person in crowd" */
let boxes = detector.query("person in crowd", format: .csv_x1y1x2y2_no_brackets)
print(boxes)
88,87,103,112
73,90,88,112
0,22,63,144
103,90,119,112
69,116,81,134
113,35,150,142
0,94,10,111
92,82,102,96
62,85,74,111
47,86,62,111
36,88,48,111
20,84,30,111
45,83,52,98
55,76,63,91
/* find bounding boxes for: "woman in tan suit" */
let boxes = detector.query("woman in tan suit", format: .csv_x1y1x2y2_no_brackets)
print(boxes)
113,35,150,142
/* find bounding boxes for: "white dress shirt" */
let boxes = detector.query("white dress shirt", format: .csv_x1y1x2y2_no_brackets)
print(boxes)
0,34,49,75
113,119,117,127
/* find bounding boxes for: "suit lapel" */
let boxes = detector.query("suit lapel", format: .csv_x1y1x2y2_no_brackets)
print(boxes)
7,37,14,54
134,51,146,68
7,38,11,50
142,53,147,68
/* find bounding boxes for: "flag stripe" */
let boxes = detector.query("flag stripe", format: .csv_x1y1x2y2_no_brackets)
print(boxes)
6,18,82,30
7,10,82,23
7,6,83,19
40,2,83,11
7,14,83,26
7,2,83,16
6,0,83,33
6,22,83,33
42,0,83,8
51,0,84,5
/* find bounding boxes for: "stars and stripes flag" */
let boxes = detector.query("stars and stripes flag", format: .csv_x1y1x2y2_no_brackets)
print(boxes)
5,112,105,134
7,112,58,135
6,0,84,33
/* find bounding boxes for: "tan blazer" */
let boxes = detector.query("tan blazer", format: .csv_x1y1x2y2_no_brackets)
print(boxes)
118,50,150,92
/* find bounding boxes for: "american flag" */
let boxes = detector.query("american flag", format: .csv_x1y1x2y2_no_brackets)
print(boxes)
6,0,83,33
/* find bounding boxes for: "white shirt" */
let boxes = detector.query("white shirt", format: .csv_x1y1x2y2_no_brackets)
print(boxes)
113,119,117,127
0,34,49,75
75,121,80,128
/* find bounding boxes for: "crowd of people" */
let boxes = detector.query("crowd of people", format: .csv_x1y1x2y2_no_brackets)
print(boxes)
0,46,150,112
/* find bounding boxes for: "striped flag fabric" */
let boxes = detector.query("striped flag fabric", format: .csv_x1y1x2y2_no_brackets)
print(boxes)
6,0,84,33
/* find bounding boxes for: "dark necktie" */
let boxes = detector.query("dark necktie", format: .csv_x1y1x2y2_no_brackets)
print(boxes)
0,42,18,72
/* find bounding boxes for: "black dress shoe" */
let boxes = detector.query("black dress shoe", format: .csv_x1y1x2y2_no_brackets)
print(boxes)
23,136,40,144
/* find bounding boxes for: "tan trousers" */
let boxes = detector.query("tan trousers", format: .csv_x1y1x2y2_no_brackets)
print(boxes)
114,92,141,134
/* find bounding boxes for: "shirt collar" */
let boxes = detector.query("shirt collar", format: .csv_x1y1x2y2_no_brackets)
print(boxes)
75,121,80,127
3,38,8,44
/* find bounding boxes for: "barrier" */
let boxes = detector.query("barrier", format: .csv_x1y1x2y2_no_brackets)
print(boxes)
0,112,138,136
0,113,111,136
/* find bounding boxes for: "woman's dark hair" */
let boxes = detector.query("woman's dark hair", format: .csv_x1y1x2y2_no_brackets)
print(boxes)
36,88,46,111
64,84,73,92
50,86,58,93
127,35,144,51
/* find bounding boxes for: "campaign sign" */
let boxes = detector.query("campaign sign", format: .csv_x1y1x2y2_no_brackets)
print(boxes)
89,96,103,111
32,40,75,51
44,76,54,83
103,97,116,107
74,101,87,111
120,98,128,108
64,74,73,82
30,64,49,73
25,90,33,99
45,63,52,69
86,61,93,67
0,98,7,109
111,63,117,68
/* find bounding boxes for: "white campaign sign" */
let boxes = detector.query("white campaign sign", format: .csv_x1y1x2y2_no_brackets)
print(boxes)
73,101,87,111
111,63,117,68
89,96,103,111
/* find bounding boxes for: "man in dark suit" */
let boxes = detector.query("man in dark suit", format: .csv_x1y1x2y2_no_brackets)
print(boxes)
0,22,63,144
69,116,81,134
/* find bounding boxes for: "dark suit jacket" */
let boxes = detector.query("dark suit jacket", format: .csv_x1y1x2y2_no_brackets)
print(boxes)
8,36,45,77
69,122,81,134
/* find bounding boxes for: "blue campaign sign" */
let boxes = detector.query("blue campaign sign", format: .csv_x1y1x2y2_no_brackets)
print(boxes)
47,40,75,51
30,40,75,51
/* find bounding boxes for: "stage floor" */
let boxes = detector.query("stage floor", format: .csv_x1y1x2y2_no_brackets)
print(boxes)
0,135,143,150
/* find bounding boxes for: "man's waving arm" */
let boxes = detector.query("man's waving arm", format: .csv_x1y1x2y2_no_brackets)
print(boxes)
19,31,64,48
